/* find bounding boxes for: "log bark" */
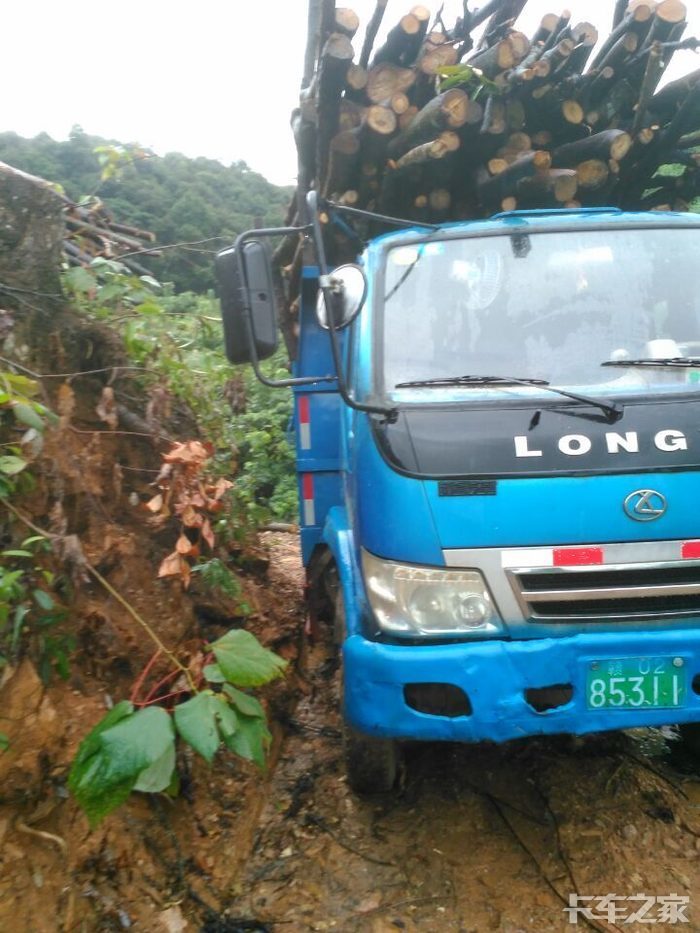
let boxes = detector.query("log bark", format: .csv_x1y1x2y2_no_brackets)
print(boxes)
551,130,633,167
387,89,474,159
316,33,355,188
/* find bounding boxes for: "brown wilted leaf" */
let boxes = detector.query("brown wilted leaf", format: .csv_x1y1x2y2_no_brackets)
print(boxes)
158,551,182,578
145,493,164,513
96,386,118,429
175,533,194,556
213,478,234,499
163,440,209,465
201,518,215,550
180,505,200,527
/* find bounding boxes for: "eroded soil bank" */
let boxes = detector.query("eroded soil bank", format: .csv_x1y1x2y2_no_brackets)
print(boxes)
3,534,700,933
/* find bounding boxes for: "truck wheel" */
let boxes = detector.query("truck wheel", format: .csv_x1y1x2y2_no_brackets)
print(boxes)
343,725,398,794
333,588,399,794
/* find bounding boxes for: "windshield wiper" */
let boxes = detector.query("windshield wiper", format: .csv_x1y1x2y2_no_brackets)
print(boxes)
394,374,623,422
602,357,700,368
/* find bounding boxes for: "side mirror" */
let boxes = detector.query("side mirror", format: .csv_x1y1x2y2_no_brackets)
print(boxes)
316,264,367,330
215,240,278,364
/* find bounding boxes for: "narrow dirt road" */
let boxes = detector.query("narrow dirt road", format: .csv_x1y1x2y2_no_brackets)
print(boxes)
232,537,700,933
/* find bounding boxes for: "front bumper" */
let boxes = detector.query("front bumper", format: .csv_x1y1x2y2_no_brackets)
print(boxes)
343,628,700,743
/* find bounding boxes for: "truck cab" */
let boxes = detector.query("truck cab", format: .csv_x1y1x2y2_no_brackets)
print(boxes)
218,201,700,791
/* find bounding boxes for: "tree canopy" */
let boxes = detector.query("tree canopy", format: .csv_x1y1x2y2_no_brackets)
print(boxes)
0,127,292,292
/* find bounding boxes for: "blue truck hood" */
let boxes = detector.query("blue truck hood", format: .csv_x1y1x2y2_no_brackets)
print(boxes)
356,398,700,559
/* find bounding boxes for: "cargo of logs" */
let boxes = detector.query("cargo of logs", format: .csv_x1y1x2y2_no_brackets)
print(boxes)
62,198,158,276
274,0,700,347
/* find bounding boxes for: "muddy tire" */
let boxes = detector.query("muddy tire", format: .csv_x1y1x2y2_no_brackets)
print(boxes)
333,587,399,793
343,724,398,794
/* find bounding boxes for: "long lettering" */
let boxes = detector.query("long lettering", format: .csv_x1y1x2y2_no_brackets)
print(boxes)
654,430,687,452
605,432,639,454
558,434,592,456
514,436,543,458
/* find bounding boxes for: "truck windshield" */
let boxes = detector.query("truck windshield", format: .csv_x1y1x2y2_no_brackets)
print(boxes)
381,226,700,404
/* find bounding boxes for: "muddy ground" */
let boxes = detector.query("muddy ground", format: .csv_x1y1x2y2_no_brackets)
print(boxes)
3,533,700,933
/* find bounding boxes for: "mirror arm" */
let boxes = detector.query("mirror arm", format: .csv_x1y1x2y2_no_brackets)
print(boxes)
233,226,337,388
306,192,397,420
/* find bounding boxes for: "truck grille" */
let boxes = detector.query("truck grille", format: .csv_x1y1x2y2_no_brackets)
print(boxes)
509,561,700,623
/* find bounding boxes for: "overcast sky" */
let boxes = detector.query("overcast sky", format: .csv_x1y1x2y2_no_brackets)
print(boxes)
3,1,699,185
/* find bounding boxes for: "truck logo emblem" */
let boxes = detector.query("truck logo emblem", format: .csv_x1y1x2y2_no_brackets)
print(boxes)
623,489,667,522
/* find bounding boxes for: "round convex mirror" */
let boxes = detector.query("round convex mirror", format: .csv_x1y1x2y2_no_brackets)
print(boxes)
316,264,367,330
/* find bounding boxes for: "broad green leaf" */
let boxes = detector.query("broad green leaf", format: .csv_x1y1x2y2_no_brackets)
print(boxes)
70,701,134,771
65,266,97,294
223,684,265,719
203,662,226,683
224,712,271,769
12,403,44,432
68,704,174,826
33,589,54,611
214,698,238,740
133,740,176,792
0,732,9,751
211,629,287,687
173,692,221,763
174,692,240,763
4,373,40,396
0,455,27,476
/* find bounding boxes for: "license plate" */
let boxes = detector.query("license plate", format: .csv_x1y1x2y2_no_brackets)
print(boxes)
586,656,686,710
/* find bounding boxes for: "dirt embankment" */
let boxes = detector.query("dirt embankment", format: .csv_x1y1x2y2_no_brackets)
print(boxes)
3,520,700,932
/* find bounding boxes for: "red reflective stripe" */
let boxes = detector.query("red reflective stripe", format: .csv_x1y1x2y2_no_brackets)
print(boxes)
298,396,310,423
682,541,700,560
302,473,314,500
553,547,604,566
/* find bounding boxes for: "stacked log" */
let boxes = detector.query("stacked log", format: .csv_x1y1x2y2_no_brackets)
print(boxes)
62,198,159,275
274,0,700,348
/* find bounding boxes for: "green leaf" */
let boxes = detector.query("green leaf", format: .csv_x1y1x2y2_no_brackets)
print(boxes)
211,629,287,688
223,684,265,719
33,589,54,611
173,691,241,763
1,550,33,558
65,266,97,294
68,704,174,827
139,275,162,290
0,732,9,751
12,403,44,432
133,740,176,792
0,455,28,476
203,662,226,684
173,692,221,763
134,301,163,316
4,373,40,396
22,535,48,548
224,712,271,769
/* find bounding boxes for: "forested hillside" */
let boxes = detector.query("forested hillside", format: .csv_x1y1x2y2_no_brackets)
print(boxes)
0,127,292,292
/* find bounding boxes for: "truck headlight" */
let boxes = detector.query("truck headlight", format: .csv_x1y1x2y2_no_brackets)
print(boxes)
361,549,504,638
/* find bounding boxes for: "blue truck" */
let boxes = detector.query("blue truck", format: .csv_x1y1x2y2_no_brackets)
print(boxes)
217,193,700,791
